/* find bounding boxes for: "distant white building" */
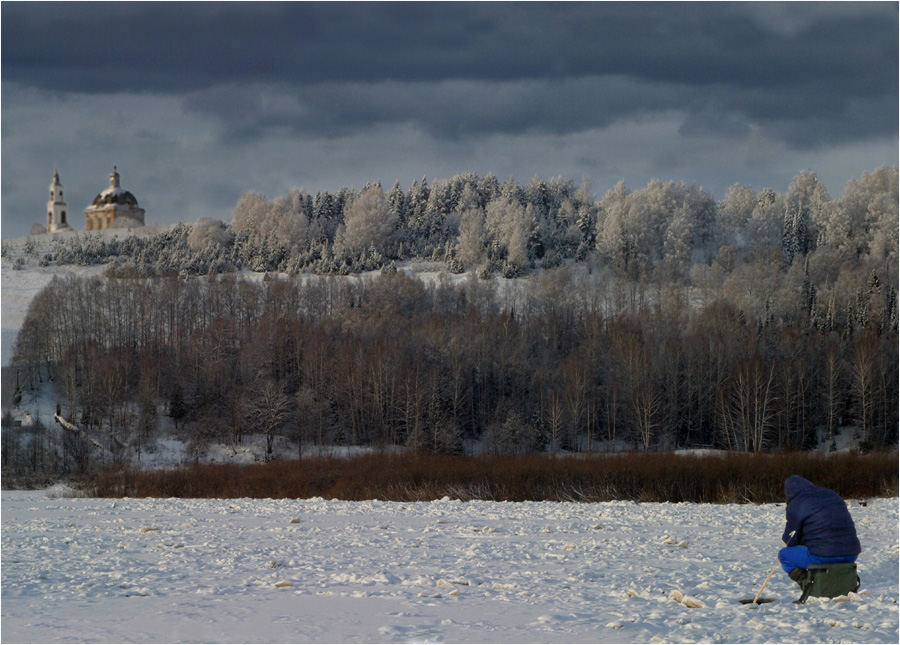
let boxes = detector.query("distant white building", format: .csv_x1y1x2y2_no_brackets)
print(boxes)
46,170,74,233
84,166,146,231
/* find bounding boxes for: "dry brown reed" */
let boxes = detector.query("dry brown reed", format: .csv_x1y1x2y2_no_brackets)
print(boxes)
81,451,898,503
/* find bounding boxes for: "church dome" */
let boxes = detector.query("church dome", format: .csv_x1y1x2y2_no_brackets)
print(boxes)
91,188,140,207
89,166,140,208
84,166,146,231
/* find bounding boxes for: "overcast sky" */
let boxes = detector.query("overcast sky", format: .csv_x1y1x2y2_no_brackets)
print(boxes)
2,2,897,239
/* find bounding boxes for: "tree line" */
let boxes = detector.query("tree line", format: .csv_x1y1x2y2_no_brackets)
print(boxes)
13,166,897,284
9,255,897,466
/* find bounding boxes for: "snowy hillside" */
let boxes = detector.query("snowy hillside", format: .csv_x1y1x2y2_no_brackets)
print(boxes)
2,490,897,643
1,236,114,366
0,236,467,369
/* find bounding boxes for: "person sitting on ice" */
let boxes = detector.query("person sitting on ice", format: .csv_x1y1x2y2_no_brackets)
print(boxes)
778,475,861,602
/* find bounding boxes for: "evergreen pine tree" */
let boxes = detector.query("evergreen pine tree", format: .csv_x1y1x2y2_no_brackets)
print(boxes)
388,180,407,227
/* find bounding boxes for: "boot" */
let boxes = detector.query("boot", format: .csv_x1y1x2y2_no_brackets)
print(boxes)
788,567,807,587
789,567,810,603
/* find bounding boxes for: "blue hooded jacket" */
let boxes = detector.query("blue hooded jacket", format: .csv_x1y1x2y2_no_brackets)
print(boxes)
782,475,861,558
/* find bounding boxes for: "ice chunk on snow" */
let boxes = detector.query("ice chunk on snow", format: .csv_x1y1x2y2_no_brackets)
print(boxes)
671,590,703,608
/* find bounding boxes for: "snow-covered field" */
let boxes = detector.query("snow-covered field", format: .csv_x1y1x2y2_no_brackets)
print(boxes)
2,490,897,644
3,235,898,643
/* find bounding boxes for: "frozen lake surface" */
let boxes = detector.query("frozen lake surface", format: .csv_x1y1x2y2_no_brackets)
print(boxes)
2,490,897,643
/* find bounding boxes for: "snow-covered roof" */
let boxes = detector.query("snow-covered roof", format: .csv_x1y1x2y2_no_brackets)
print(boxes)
88,166,141,209
89,186,140,208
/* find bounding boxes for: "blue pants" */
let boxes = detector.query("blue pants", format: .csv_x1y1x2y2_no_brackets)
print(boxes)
778,545,857,574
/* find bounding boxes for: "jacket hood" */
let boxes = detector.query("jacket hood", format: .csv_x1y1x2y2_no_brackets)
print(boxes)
785,475,815,502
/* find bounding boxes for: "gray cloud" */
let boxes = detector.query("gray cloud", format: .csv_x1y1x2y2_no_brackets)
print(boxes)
181,70,893,151
8,1,889,151
4,4,896,103
1,3,896,239
182,76,693,140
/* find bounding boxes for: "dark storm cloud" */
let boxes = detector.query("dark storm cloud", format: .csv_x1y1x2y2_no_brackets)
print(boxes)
3,3,894,90
3,2,896,149
182,76,693,141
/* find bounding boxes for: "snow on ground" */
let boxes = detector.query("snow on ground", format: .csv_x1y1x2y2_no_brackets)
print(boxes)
2,491,897,643
1,256,108,366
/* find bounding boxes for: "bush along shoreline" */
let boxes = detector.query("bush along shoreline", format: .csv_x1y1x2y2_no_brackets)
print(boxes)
81,451,898,503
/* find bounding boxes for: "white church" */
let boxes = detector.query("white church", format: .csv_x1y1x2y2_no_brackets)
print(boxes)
42,167,146,233
45,169,73,233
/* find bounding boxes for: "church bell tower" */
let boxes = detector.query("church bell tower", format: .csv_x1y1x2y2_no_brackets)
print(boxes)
47,170,72,232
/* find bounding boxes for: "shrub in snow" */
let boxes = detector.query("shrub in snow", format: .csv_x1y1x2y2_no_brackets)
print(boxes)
187,218,233,251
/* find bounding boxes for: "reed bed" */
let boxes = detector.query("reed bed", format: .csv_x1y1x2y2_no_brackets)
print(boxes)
82,451,898,503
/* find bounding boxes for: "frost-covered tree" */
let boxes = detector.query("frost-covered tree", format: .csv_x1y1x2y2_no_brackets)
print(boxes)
681,183,717,258
745,188,784,249
785,169,829,259
456,190,488,268
718,184,756,248
387,180,407,226
334,185,397,259
574,177,598,247
188,217,233,251
271,189,311,249
455,183,480,214
596,180,632,268
485,197,531,272
825,166,899,261
595,178,715,275
662,211,693,277
477,173,500,205
498,176,524,204
405,177,430,233
597,179,674,273
310,191,341,243
231,191,274,239
861,167,899,263
549,199,583,258
424,179,453,236
631,179,685,264
525,175,551,221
